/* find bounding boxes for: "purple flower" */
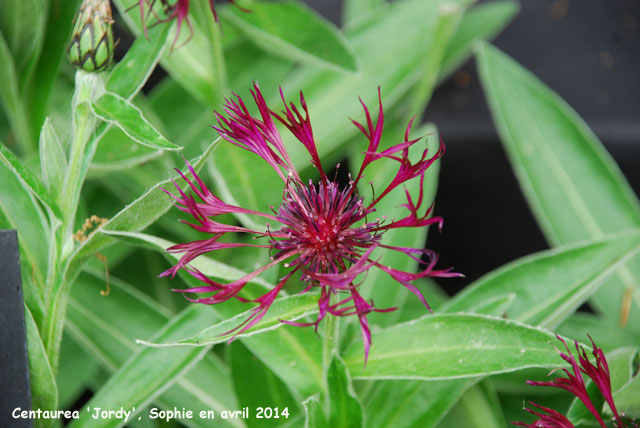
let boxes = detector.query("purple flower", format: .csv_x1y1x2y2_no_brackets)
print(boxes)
130,0,244,50
162,83,458,361
514,335,638,428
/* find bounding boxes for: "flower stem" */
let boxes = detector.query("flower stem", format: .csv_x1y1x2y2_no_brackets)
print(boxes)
322,292,340,391
44,71,104,372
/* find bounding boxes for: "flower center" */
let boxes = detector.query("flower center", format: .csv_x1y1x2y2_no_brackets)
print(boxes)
272,180,380,275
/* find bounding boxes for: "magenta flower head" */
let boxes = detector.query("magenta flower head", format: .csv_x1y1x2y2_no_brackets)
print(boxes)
162,83,458,361
514,335,638,428
130,0,244,50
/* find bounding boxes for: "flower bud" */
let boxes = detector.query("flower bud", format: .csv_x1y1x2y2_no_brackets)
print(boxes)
68,0,115,72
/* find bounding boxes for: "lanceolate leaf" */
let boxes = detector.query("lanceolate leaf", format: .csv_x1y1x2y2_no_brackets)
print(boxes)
68,306,215,428
342,0,385,25
102,231,324,398
106,24,170,100
223,1,360,74
364,379,473,428
92,93,180,151
475,41,640,327
0,138,60,218
64,139,218,285
39,118,67,199
0,0,46,79
439,0,519,79
344,314,561,379
0,154,49,287
327,356,364,428
230,342,299,428
102,230,274,290
67,269,240,428
111,0,219,106
24,305,58,425
304,395,328,428
0,31,33,151
138,293,319,347
441,231,640,328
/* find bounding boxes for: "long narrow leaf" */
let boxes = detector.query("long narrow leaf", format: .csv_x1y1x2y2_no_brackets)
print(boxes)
344,314,561,379
441,231,640,328
476,41,640,328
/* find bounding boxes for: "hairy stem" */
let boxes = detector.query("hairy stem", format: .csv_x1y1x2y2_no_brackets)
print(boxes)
322,292,340,393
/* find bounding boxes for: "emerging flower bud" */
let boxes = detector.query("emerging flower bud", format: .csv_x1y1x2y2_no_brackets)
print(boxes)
68,0,115,72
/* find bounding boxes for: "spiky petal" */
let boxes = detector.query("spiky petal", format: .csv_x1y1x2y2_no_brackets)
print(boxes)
513,336,637,428
163,83,458,361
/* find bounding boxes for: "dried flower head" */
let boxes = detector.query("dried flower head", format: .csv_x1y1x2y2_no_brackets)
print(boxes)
162,83,458,360
514,335,638,428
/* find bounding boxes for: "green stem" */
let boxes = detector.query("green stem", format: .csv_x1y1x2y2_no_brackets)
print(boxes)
322,293,340,393
44,71,104,373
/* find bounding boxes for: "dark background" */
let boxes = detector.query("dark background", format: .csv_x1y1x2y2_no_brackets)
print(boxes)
303,0,640,293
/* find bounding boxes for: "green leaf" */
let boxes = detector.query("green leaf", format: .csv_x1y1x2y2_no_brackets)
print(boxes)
106,24,170,100
64,139,218,285
304,395,328,428
342,0,385,25
230,342,299,428
24,0,81,144
57,334,99,410
327,356,363,428
475,41,640,328
111,0,219,106
39,117,66,200
103,230,324,398
224,1,359,74
407,2,463,117
0,31,34,151
0,0,46,80
612,359,640,418
439,0,519,79
441,231,640,328
0,138,61,218
557,312,640,352
243,327,324,400
138,293,319,347
0,152,49,287
67,269,240,428
103,230,274,290
344,314,561,379
24,305,58,419
364,380,473,428
68,305,215,428
91,92,181,151
90,125,163,172
435,382,506,428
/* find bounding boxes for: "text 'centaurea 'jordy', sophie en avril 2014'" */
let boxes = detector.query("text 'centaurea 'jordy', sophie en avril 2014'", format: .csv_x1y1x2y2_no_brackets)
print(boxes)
162,83,459,361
